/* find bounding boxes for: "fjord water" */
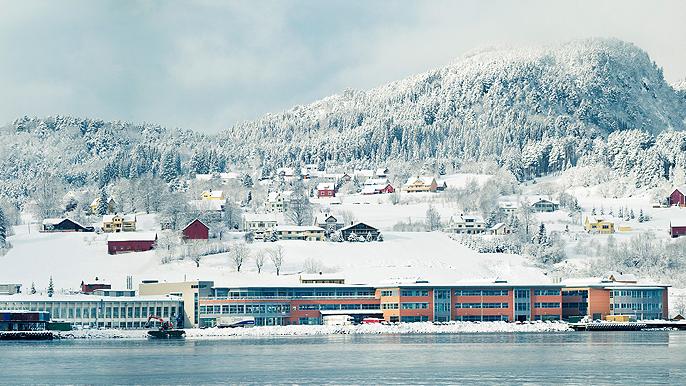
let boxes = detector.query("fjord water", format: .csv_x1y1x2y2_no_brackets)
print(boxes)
2,332,685,384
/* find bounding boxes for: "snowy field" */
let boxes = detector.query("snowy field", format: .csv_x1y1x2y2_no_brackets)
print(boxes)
0,221,546,291
59,321,572,340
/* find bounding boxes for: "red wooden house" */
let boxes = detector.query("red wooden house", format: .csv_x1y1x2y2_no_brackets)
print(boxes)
316,182,336,198
670,221,686,238
669,187,686,206
107,232,157,255
80,278,111,294
182,219,209,240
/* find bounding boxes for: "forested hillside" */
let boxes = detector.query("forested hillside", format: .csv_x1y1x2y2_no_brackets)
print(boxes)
1,38,685,208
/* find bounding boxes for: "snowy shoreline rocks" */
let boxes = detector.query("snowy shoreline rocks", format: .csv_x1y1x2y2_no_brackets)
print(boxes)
59,321,572,340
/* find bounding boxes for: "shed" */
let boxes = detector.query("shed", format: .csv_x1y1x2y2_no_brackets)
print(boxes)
107,232,157,255
182,219,210,240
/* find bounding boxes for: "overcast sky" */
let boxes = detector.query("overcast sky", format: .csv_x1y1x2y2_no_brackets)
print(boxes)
0,0,684,133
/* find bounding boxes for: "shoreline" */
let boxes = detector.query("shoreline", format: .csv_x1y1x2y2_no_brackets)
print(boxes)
56,321,573,340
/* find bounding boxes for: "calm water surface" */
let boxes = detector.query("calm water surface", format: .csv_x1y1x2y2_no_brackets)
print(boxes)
1,331,685,385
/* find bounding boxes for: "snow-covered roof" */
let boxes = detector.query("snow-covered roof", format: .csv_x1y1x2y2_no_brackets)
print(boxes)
220,172,240,180
107,232,157,242
354,169,374,177
375,168,388,175
195,174,214,181
404,176,436,186
300,273,345,281
670,220,686,228
585,216,613,223
364,178,389,186
102,214,136,223
489,222,506,231
189,200,224,211
273,225,325,232
560,276,668,288
532,197,559,205
319,309,382,315
202,190,224,198
277,167,294,176
340,222,378,232
499,202,518,209
182,218,209,230
314,213,341,224
450,214,485,224
0,294,181,302
267,191,293,202
41,217,87,228
316,182,335,191
244,213,278,222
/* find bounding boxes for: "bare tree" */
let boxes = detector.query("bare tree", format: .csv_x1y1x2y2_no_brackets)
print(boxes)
189,243,202,268
230,242,249,272
268,245,285,275
254,251,266,273
286,180,313,225
425,205,442,231
302,257,324,274
337,210,356,226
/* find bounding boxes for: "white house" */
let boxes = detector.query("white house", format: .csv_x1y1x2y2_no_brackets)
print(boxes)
444,214,486,234
243,213,278,240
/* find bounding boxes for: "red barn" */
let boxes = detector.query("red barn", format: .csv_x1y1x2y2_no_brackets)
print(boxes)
670,221,686,238
316,182,336,198
182,219,209,240
107,232,157,255
669,188,686,206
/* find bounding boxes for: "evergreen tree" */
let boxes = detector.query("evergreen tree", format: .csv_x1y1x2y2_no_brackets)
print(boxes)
618,207,623,218
591,207,596,215
536,223,548,245
30,282,36,294
376,232,384,242
366,232,373,242
47,276,54,297
630,209,635,219
160,150,179,183
242,174,253,188
97,188,109,215
638,209,645,223
438,163,446,176
0,205,7,249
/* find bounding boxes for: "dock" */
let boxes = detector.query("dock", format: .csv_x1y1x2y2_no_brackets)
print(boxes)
571,321,686,331
0,331,54,340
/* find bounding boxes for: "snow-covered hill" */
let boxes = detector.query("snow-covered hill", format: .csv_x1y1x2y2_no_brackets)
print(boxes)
221,38,686,164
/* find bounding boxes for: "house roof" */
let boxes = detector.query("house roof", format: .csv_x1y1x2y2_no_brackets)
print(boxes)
267,191,293,202
585,216,613,224
499,202,518,209
314,213,342,224
219,172,240,179
670,220,686,228
188,200,224,211
42,217,87,228
404,176,436,186
107,232,157,242
202,190,224,198
102,214,136,223
450,214,485,224
244,213,278,222
489,222,506,231
361,184,392,194
316,182,335,190
375,167,388,175
532,198,559,205
340,222,378,232
182,218,209,231
364,178,389,186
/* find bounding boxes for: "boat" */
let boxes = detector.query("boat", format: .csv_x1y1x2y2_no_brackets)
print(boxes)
145,315,185,339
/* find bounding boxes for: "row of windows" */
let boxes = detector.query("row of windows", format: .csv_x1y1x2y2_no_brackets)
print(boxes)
401,302,429,309
454,290,509,297
562,302,588,309
0,303,177,320
297,304,378,311
534,289,561,296
380,290,395,297
400,290,429,297
214,290,375,299
381,303,399,310
611,290,662,298
611,303,662,311
455,303,509,309
199,304,290,315
562,290,588,297
534,303,561,309
401,316,429,322
456,315,509,322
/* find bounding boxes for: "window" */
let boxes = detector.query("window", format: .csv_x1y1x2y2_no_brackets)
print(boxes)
400,302,429,309
534,302,560,309
381,303,399,310
380,290,395,297
534,289,560,296
400,290,429,297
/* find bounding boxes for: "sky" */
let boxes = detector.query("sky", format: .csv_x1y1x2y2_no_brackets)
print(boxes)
0,0,684,133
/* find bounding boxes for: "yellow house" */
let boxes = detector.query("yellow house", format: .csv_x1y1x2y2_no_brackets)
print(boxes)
102,214,137,232
201,190,225,201
403,176,438,193
584,216,615,234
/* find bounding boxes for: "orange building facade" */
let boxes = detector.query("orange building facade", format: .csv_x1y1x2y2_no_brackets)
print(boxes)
196,277,669,327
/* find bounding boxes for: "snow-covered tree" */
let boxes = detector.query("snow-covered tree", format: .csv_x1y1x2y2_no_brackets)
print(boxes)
287,179,312,225
267,245,285,275
230,242,249,272
0,205,7,250
30,282,36,294
425,205,441,231
254,251,266,273
47,276,54,297
376,232,384,242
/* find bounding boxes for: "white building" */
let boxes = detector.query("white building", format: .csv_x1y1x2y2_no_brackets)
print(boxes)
444,214,486,234
243,213,278,239
265,191,293,213
0,294,184,329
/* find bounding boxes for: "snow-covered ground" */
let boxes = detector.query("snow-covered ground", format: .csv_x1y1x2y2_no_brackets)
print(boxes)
59,321,572,340
0,219,547,291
